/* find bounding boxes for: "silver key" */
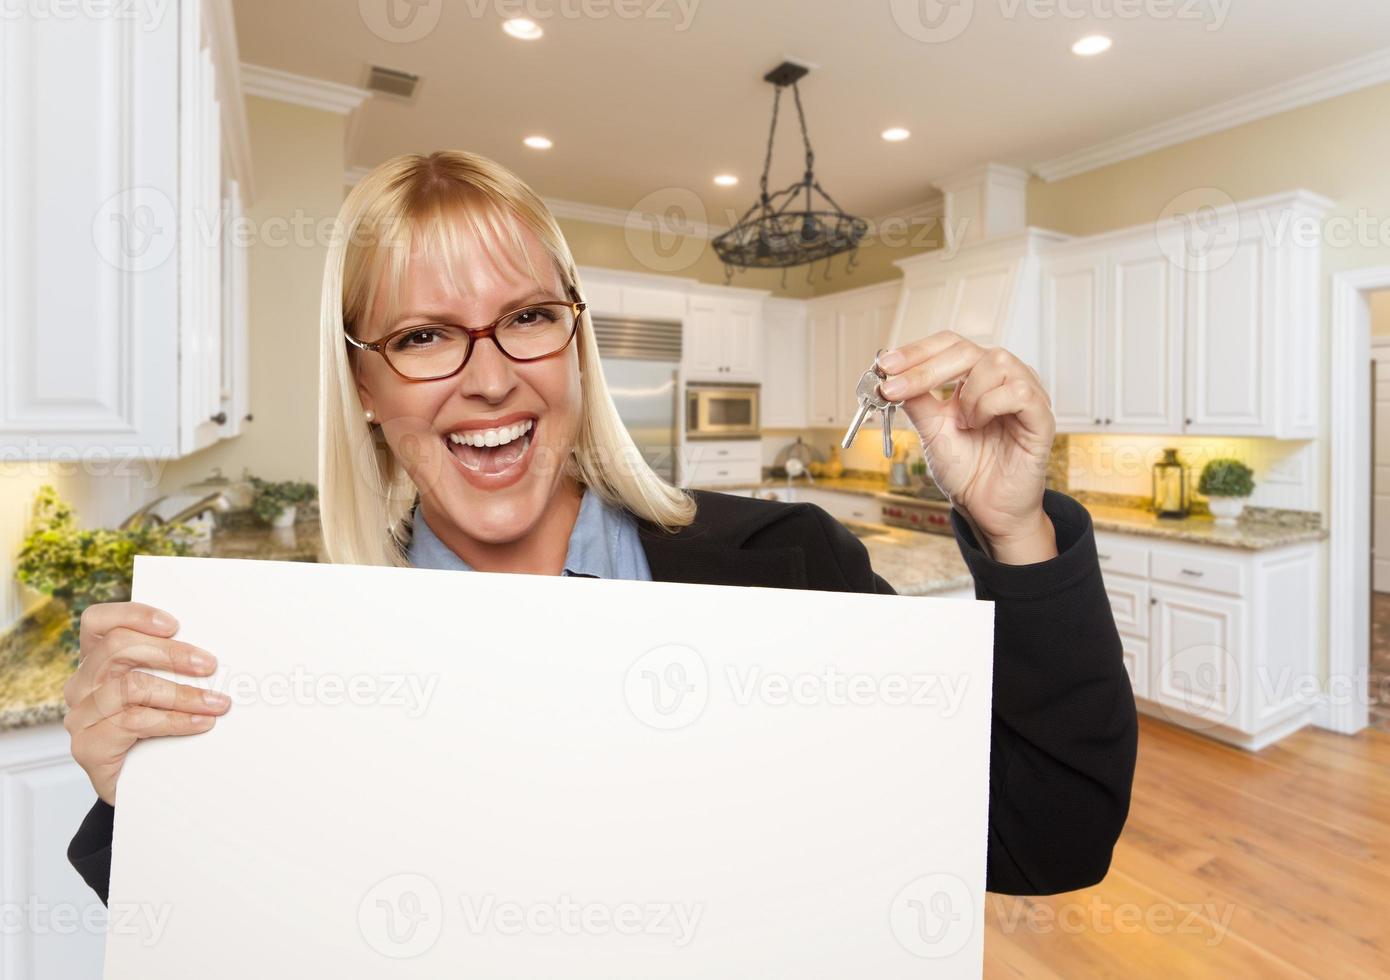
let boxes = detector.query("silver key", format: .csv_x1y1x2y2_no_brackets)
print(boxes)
840,351,901,456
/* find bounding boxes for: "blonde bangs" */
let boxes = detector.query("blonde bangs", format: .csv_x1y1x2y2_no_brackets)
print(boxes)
319,150,697,568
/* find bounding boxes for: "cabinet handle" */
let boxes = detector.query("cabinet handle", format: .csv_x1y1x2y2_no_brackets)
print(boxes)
1180,568,1205,577
717,469,729,476
244,413,254,422
210,411,228,425
1150,597,1157,605
1104,417,1111,424
1185,417,1192,425
1093,417,1101,425
1097,553,1111,561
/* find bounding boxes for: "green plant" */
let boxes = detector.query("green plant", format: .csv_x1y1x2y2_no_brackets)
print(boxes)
249,477,316,524
15,486,191,656
1198,458,1255,498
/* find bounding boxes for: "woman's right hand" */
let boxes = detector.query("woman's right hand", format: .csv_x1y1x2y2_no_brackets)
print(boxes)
63,602,230,806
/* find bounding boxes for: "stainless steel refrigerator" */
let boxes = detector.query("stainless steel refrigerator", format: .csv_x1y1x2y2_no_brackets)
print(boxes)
592,316,682,483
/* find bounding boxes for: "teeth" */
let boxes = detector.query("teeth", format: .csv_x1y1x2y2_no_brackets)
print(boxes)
447,418,534,448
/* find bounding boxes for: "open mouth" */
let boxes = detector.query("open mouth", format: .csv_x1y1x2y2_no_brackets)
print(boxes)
444,417,536,477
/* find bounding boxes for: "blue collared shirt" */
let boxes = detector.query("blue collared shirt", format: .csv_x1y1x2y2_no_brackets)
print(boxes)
405,486,653,580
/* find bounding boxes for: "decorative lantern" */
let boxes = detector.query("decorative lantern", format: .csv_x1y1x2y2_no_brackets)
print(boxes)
1151,448,1189,519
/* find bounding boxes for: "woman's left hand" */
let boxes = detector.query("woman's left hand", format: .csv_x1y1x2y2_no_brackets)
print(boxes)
876,331,1058,564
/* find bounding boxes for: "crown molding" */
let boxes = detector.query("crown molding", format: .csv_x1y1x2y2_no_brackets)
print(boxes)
241,63,371,115
1033,45,1390,182
545,197,729,239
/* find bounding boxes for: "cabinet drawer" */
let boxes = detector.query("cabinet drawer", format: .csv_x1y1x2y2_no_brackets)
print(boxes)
1102,572,1149,637
1151,548,1246,597
1094,537,1149,578
796,489,883,524
684,457,760,487
684,440,761,464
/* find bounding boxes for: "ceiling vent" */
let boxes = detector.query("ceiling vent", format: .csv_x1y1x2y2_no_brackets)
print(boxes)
365,65,420,102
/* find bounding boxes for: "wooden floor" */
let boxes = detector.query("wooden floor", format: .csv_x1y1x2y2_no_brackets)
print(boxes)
983,716,1390,978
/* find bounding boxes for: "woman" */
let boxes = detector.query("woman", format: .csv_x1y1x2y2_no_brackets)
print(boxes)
65,151,1137,904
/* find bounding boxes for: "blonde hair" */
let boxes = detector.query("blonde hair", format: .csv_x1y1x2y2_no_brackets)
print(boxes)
317,150,696,566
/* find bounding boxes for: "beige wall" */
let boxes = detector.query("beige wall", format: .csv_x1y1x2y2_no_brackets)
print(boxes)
1372,289,1390,336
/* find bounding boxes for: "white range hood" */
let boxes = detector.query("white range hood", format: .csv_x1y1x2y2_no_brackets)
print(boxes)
887,163,1067,374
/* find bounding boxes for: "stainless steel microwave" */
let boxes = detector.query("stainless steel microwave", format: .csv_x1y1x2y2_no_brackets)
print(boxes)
685,383,760,439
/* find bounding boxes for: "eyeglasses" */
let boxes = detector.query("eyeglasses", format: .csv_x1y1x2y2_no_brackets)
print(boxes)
344,299,587,382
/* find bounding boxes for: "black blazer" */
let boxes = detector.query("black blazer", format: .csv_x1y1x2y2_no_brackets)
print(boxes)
68,487,1136,901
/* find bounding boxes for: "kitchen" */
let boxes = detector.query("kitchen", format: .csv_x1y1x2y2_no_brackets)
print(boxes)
4,1,1390,976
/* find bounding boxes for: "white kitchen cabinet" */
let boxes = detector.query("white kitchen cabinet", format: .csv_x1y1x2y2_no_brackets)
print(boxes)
1041,249,1106,432
1040,191,1329,438
1041,237,1183,433
683,291,763,382
760,299,807,428
806,308,840,426
1,0,251,460
1,725,107,980
679,439,760,486
792,488,884,525
803,282,898,429
1095,529,1319,749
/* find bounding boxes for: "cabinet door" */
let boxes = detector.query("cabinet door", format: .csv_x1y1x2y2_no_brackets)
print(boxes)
682,298,723,380
722,300,760,381
1041,252,1106,432
1149,583,1245,730
582,278,623,318
760,305,807,428
806,308,840,426
1,6,181,456
836,307,883,429
1,731,109,978
1108,241,1183,432
796,489,882,524
621,285,686,322
179,41,224,455
1184,229,1273,434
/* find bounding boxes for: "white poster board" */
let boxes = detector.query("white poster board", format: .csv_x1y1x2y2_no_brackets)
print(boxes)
106,555,995,978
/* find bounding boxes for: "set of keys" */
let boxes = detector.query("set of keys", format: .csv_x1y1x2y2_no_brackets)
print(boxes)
840,349,903,456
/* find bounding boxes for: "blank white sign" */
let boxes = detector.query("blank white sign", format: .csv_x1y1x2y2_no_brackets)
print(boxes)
106,555,995,978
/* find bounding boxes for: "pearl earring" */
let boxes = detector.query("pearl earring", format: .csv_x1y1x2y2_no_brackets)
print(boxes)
363,409,375,423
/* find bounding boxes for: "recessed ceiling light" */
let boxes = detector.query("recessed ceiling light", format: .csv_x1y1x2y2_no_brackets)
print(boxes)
713,174,738,187
1072,34,1112,56
523,135,553,150
881,127,911,142
503,18,543,40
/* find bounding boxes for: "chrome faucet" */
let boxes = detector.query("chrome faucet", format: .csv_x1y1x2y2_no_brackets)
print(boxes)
119,492,232,531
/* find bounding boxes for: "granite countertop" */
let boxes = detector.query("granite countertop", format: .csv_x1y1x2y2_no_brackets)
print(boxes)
0,516,327,733
697,474,1328,552
842,522,974,597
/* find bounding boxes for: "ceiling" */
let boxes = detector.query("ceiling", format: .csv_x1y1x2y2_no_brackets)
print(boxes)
233,0,1390,221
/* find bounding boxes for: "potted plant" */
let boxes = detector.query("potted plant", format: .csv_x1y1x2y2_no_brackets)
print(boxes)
16,486,191,657
1198,458,1255,527
249,477,317,528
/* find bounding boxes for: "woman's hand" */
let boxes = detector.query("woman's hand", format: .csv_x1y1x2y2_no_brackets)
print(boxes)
877,331,1058,564
63,602,229,805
